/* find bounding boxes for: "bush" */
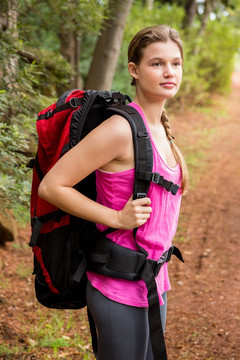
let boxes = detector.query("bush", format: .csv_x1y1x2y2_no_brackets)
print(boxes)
0,34,57,216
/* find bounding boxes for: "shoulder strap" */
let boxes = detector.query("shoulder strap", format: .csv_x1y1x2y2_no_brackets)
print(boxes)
105,104,180,198
106,104,153,200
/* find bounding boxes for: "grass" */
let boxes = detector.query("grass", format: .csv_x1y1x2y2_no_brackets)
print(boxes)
0,344,19,358
13,203,30,227
16,262,32,279
11,241,28,250
0,272,10,289
24,308,94,359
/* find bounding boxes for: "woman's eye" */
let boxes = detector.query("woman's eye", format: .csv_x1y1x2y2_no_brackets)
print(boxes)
173,62,181,67
153,62,163,67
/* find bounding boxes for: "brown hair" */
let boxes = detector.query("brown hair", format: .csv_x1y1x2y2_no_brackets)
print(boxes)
128,25,188,194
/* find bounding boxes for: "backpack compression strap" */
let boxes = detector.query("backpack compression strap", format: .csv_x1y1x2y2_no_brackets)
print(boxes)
37,97,83,121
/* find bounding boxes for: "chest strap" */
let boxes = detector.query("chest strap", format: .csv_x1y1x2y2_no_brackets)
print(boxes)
137,170,180,195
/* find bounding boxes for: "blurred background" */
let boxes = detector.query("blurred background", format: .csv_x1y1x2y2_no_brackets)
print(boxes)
0,0,240,219
0,1,240,359
0,0,240,217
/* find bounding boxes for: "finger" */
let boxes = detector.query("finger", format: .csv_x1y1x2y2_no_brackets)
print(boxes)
136,206,152,214
138,217,149,226
136,212,151,221
134,197,151,206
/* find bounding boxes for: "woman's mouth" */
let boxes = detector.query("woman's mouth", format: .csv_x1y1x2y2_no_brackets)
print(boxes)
160,82,176,88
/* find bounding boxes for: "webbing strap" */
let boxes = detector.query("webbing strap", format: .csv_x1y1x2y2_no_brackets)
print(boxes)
29,210,66,247
105,104,153,201
137,170,180,195
34,154,44,181
29,218,43,247
141,260,167,360
72,255,88,283
37,97,83,121
140,246,184,360
105,104,153,255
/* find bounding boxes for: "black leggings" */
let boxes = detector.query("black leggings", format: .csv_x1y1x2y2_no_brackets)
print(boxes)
86,281,167,360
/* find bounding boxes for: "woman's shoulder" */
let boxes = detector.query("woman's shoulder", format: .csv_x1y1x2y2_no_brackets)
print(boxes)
97,114,133,145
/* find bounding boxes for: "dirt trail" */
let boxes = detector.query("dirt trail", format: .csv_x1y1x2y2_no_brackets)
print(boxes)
0,74,240,359
166,73,240,360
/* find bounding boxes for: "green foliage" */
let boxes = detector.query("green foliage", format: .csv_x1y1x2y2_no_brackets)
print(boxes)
0,344,19,358
18,0,107,49
0,0,107,216
113,2,240,108
0,34,57,214
0,121,32,212
175,19,240,108
1,0,240,219
201,20,239,92
25,309,93,358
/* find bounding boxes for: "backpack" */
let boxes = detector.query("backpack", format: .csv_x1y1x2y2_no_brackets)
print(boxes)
29,89,183,360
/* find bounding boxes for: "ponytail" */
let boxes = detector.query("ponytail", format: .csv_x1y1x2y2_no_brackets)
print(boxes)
161,109,189,194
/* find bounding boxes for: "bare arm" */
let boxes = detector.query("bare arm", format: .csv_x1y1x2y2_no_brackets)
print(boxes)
38,115,152,229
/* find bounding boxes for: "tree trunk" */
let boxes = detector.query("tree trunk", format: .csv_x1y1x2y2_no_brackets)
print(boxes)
3,0,19,89
199,0,218,36
85,0,133,91
182,0,197,28
143,0,154,10
59,30,82,93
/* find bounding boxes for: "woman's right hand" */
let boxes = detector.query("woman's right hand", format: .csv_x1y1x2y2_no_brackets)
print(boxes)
117,196,152,229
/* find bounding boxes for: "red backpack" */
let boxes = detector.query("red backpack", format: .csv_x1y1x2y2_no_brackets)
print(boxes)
29,89,182,360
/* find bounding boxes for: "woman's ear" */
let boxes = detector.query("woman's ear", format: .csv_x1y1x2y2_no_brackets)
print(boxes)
128,62,139,80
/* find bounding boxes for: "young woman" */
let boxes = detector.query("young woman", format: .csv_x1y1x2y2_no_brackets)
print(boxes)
39,25,188,360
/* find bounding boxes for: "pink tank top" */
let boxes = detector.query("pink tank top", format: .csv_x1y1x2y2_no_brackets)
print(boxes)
87,103,182,306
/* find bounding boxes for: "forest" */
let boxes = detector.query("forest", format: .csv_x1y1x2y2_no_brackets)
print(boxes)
1,0,240,359
0,0,240,217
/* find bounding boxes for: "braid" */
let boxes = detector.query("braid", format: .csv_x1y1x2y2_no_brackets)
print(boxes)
161,109,173,142
161,108,189,194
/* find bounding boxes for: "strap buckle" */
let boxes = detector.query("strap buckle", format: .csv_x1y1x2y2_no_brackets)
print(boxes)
150,246,175,277
136,193,147,199
46,109,53,119
149,256,165,277
69,97,80,108
166,182,179,195
154,257,165,277
112,92,126,104
152,172,163,185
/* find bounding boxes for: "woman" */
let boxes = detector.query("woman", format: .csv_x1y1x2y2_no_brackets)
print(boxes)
39,25,188,360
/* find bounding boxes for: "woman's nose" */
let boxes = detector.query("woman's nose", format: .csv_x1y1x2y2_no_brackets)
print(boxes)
164,65,174,77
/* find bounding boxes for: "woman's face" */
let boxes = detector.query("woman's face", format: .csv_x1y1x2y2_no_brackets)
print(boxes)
129,40,183,101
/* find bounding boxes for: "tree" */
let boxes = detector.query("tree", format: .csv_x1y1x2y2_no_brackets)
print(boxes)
182,0,197,28
57,0,83,92
51,0,107,93
85,0,134,91
59,30,82,92
198,0,218,36
1,0,19,91
143,0,154,10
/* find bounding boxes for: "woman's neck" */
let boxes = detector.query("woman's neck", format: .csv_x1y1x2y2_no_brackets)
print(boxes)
132,94,166,126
